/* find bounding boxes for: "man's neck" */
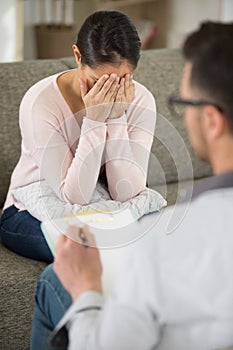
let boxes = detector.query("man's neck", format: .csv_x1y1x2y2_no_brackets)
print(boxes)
211,138,233,175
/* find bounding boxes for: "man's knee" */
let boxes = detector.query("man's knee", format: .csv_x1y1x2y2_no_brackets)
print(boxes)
35,263,72,312
39,263,55,283
34,264,56,310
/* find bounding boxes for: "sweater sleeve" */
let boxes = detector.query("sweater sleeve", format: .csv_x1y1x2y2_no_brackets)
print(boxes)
51,244,160,350
105,86,156,202
21,94,107,205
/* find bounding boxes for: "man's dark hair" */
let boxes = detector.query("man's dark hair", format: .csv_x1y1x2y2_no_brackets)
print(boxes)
183,21,233,130
76,10,141,69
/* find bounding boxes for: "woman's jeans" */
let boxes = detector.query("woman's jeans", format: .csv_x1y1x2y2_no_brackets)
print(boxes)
0,205,53,262
30,264,72,350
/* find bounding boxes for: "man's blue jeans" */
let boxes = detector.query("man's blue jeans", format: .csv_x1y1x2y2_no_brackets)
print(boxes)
30,264,72,350
0,205,53,262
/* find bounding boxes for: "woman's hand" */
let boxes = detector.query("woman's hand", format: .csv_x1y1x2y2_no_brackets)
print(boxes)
108,73,135,119
53,225,103,302
79,74,120,123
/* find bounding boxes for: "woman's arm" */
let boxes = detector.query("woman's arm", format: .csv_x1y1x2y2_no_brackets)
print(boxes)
20,74,122,206
105,85,156,202
21,97,107,205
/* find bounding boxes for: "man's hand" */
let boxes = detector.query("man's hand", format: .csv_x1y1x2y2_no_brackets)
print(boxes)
108,73,135,119
79,74,119,123
53,225,103,302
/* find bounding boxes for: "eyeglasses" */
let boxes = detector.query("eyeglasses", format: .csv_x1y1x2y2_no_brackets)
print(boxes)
168,96,224,118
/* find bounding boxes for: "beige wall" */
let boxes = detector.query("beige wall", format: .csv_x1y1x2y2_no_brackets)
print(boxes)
0,0,23,62
166,0,222,48
222,0,233,21
22,0,233,60
74,0,233,49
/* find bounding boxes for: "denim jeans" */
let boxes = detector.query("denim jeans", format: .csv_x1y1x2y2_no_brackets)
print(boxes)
30,264,72,350
0,205,53,262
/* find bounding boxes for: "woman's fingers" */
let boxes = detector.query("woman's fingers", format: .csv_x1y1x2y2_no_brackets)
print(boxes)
87,74,119,104
115,78,125,102
125,73,131,92
81,73,133,103
98,74,119,102
81,74,117,121
79,78,88,99
112,86,119,103
80,72,135,121
88,74,109,96
125,74,135,103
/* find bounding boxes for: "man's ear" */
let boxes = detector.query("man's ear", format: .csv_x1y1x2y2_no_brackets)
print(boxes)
204,105,226,141
72,45,82,66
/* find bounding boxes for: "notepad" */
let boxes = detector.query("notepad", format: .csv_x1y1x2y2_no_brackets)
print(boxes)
41,207,139,254
41,208,158,296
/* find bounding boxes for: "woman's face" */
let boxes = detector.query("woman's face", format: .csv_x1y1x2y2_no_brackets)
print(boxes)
79,61,134,90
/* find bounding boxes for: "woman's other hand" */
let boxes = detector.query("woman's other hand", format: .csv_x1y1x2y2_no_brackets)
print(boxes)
79,74,120,123
108,73,135,119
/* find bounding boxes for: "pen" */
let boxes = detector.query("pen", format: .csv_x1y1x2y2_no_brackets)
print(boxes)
79,230,89,248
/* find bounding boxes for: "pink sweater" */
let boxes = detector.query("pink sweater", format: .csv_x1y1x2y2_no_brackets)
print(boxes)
4,71,156,211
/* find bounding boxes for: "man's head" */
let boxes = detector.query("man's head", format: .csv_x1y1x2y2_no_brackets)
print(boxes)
179,22,233,171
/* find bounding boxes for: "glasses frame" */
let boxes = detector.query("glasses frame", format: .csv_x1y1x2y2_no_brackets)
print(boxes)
168,96,223,118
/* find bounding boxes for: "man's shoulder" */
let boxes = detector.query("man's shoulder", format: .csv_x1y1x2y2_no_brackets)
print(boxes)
136,187,233,254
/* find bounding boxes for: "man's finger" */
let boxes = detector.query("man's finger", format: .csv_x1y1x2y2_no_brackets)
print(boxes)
66,225,82,242
65,224,96,248
55,234,67,254
82,225,97,247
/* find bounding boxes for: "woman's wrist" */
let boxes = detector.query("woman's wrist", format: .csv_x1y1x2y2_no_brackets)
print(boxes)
85,114,107,123
106,113,127,123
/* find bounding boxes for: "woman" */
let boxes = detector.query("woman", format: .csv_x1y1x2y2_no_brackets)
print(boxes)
0,10,156,262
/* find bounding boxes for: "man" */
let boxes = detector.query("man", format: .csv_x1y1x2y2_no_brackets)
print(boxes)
30,22,233,350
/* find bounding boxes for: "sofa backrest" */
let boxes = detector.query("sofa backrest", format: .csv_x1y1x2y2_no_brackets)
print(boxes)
0,49,212,208
134,49,212,189
0,59,68,207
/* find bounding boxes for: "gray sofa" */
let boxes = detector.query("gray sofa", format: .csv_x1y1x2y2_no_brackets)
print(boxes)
0,49,213,350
